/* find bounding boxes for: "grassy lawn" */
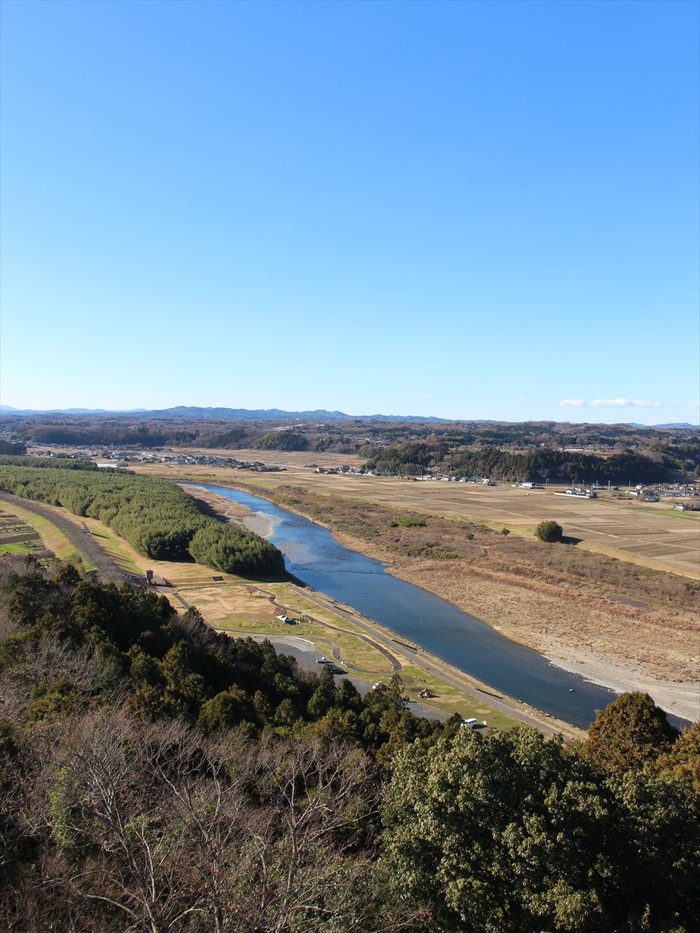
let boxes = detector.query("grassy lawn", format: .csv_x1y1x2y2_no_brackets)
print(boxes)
397,661,520,730
634,506,700,521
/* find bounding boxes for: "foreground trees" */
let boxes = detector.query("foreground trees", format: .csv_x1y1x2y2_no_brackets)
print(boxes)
582,691,679,773
383,727,699,933
1,558,698,932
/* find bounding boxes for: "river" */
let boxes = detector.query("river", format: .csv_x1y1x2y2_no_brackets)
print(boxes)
193,483,623,728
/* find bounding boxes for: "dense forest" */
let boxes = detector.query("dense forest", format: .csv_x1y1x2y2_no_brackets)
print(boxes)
0,455,98,471
363,443,675,483
0,442,26,456
0,460,284,578
254,431,310,451
0,559,698,932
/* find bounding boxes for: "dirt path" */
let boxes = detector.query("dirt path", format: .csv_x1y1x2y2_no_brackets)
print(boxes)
0,492,133,587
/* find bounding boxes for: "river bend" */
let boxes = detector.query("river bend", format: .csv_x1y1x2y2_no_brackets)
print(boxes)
193,483,620,728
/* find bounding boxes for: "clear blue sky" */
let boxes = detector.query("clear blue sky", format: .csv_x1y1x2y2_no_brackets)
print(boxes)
1,0,698,423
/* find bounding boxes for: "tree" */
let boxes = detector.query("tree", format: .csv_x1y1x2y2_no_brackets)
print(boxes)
382,726,699,933
383,728,614,932
535,520,563,542
582,692,678,774
655,721,700,797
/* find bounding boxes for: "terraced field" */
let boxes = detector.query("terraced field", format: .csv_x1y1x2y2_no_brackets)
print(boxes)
0,509,49,556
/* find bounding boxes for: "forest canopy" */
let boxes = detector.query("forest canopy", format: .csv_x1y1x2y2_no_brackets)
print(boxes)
0,462,284,577
0,560,697,932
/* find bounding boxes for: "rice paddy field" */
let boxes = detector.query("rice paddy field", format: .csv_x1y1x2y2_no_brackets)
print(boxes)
148,451,698,579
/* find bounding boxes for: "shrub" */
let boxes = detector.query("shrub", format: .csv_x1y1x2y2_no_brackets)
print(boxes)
535,520,563,542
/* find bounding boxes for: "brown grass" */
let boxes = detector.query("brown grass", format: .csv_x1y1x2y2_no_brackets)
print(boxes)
210,482,699,698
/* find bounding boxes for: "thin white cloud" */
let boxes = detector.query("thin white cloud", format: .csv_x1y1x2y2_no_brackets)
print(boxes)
689,401,700,410
591,398,661,408
515,398,525,403
559,397,665,409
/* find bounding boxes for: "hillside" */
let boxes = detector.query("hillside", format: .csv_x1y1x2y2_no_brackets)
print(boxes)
0,558,698,932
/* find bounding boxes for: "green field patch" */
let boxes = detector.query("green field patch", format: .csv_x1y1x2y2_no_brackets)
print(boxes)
635,506,700,521
0,502,93,569
0,541,42,555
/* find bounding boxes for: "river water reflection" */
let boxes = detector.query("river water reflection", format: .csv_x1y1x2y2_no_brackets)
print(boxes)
193,484,619,728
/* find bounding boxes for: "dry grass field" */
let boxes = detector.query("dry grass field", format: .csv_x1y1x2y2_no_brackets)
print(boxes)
26,450,697,720
133,449,700,578
145,457,698,722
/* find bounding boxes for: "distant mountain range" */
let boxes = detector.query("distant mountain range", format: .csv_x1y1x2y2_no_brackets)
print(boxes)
0,406,697,429
0,406,149,416
0,405,452,423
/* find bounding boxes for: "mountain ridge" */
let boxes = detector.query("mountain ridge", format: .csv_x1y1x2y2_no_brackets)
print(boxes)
0,404,452,422
0,405,697,429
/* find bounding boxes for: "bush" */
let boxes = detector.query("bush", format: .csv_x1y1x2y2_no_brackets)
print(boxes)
389,516,427,528
535,520,563,542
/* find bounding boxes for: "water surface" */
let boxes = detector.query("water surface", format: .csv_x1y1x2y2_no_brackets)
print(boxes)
194,483,623,728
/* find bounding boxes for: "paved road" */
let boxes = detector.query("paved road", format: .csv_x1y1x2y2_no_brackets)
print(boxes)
0,492,133,587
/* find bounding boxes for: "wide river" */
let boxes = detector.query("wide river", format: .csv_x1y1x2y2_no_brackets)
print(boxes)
194,483,621,728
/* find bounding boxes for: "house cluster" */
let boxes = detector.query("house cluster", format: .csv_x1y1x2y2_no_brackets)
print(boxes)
314,465,363,475
622,483,699,504
145,453,282,472
27,446,284,472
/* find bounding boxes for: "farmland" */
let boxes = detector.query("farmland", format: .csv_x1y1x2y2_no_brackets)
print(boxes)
8,447,698,720
130,448,700,578
143,455,698,721
0,508,49,556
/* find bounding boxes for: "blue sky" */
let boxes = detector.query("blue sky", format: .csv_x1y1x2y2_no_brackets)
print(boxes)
1,0,698,424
